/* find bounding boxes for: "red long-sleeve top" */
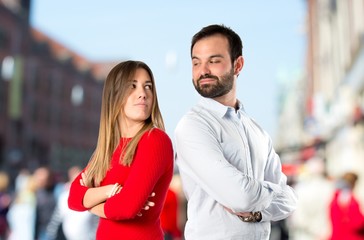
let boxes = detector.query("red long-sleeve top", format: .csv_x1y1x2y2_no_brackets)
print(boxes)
68,128,174,240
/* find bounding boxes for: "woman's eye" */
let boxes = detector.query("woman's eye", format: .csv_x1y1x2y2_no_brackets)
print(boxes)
145,84,152,90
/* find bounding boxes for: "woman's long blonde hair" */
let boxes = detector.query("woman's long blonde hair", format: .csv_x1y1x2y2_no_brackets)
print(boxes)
85,60,165,186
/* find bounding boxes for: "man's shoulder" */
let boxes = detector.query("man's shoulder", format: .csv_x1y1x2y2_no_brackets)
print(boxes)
175,107,222,141
177,104,211,126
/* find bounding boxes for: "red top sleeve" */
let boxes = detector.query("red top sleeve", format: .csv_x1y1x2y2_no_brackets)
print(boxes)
104,128,174,220
68,128,174,221
68,176,89,211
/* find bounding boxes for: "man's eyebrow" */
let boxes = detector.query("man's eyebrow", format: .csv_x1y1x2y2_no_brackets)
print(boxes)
209,54,224,58
192,54,224,60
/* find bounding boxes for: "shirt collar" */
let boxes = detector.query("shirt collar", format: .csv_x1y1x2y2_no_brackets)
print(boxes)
198,97,245,118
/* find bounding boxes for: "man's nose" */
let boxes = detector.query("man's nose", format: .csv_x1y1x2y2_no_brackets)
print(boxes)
200,63,211,76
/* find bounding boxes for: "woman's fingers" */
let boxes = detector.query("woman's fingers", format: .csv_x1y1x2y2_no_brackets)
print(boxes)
137,191,157,216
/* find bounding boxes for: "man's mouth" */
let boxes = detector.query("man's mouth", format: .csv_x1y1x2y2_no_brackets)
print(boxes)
199,78,216,85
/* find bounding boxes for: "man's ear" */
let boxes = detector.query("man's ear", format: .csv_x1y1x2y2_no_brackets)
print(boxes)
234,56,244,76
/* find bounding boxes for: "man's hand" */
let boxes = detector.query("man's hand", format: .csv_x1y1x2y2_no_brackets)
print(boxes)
224,206,262,222
224,206,252,218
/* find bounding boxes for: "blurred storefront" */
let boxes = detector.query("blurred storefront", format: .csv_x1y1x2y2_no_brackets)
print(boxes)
277,0,364,190
0,1,114,182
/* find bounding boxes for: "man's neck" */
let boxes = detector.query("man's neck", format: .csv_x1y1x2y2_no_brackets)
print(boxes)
213,92,238,110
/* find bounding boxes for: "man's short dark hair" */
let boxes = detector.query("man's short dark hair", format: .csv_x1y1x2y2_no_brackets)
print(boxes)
191,24,243,64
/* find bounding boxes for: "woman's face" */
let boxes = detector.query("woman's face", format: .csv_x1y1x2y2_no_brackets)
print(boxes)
122,68,154,128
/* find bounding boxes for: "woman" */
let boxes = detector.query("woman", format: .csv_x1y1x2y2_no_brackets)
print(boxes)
329,172,364,240
68,60,174,240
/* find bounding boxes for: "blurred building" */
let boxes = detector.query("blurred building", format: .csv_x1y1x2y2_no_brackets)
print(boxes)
0,1,115,182
277,0,364,180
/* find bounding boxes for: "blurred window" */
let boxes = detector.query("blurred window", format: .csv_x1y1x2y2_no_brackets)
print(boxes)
1,56,14,80
0,28,8,49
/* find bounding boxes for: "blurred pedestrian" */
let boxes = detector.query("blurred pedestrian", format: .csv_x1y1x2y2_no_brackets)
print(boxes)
47,166,97,240
68,60,174,240
0,171,11,240
174,24,297,240
290,157,335,240
329,172,364,240
7,171,37,240
33,166,57,240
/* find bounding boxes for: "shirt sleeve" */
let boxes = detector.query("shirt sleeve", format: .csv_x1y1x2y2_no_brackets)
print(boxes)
104,129,174,220
260,141,297,222
175,114,274,212
68,171,90,211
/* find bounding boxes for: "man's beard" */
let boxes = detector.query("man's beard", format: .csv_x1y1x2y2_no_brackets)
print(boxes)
193,68,234,98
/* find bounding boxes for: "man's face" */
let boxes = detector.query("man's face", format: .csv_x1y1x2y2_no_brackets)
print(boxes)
191,34,235,98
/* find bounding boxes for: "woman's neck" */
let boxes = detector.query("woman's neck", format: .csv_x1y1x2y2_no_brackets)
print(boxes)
120,121,144,138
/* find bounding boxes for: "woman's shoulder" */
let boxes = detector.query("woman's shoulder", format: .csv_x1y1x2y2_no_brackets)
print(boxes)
142,127,172,143
139,128,173,155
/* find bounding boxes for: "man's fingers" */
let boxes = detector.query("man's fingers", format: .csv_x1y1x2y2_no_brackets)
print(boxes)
237,212,252,217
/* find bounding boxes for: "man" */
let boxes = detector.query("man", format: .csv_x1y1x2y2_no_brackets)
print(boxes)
174,24,297,240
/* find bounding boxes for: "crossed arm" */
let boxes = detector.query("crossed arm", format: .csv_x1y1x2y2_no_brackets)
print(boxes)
175,116,297,222
79,172,155,218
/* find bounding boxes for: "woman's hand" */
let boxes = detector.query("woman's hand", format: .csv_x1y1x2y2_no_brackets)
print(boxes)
80,171,121,197
80,170,155,217
137,192,156,216
106,183,122,198
80,171,93,187
81,171,121,208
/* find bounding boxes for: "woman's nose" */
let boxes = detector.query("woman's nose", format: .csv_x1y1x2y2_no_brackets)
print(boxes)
138,88,147,99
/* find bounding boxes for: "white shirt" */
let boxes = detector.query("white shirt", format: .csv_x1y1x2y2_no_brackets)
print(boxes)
175,98,297,240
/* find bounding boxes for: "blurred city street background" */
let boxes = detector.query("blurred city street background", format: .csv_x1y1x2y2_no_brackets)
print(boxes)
0,0,364,239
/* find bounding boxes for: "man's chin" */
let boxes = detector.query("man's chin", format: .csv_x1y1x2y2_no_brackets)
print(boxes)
199,91,216,98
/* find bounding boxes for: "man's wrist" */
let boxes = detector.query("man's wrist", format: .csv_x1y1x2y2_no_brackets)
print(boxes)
238,211,262,223
253,211,262,222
